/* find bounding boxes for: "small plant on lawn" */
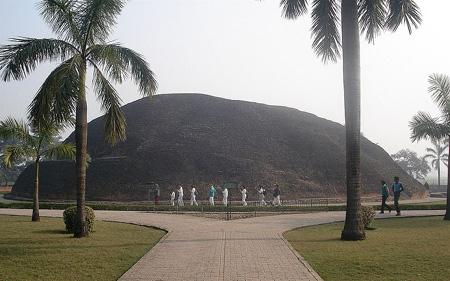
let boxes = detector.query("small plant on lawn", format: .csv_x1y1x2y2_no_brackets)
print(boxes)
63,206,95,234
360,206,375,230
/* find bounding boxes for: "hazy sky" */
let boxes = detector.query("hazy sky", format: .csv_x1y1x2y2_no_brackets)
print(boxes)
1,0,449,159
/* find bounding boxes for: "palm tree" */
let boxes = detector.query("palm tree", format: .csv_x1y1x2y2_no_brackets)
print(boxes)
0,0,157,237
424,139,448,187
0,117,75,222
410,73,450,220
276,0,421,240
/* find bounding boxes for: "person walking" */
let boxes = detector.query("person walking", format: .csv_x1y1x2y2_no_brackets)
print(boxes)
154,184,160,205
241,186,247,206
222,187,229,206
190,185,198,206
208,185,216,206
258,185,266,206
380,180,392,214
177,185,184,206
391,176,404,216
170,191,176,206
273,184,281,206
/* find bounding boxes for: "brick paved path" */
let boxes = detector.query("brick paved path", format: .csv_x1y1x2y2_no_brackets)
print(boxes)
0,209,443,281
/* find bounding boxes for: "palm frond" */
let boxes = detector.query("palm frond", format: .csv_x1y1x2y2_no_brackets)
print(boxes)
44,142,76,160
280,0,308,19
28,55,82,127
425,147,437,155
0,37,78,81
0,118,33,144
92,64,126,144
423,153,435,161
385,0,422,34
410,111,449,142
358,0,386,43
431,158,438,168
37,120,71,145
88,43,157,95
79,0,126,48
2,145,33,168
428,73,450,114
38,0,82,44
310,0,341,62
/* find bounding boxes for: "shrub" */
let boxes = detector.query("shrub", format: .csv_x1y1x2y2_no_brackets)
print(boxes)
63,206,95,234
360,206,375,229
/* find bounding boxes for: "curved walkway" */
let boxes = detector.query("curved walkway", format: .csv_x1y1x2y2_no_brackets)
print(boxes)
0,209,443,281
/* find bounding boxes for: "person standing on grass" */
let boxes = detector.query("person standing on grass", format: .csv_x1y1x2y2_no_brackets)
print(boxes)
177,185,184,206
391,176,404,216
190,185,198,206
208,185,216,206
222,187,229,206
380,180,392,214
170,191,176,206
273,184,281,206
241,186,247,206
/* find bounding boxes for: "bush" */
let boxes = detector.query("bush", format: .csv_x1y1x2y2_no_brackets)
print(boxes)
63,206,95,234
360,206,375,229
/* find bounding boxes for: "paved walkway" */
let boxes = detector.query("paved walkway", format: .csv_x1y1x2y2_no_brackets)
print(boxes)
0,209,444,281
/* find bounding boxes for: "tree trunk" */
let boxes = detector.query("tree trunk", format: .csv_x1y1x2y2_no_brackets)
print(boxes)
437,155,441,187
340,0,365,240
445,140,450,220
74,62,88,237
32,158,40,222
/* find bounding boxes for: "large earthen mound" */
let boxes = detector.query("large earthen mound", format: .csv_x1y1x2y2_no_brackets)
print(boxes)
12,94,425,201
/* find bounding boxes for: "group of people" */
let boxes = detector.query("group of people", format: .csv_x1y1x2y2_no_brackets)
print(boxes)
256,184,281,206
168,183,282,207
380,176,404,216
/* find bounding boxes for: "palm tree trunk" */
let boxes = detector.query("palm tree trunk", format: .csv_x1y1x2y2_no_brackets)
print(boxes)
445,139,450,220
438,155,441,187
32,158,40,222
340,0,365,240
74,62,88,237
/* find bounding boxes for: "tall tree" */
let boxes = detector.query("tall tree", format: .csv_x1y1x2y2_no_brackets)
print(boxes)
0,0,157,237
0,117,75,221
410,73,450,220
424,139,448,186
391,149,430,180
275,0,421,239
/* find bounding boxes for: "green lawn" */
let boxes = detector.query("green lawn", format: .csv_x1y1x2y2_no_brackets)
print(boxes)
284,216,450,281
0,215,166,281
410,200,446,205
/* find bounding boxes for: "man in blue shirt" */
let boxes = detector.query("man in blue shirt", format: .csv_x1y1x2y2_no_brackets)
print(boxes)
208,185,216,206
391,176,404,216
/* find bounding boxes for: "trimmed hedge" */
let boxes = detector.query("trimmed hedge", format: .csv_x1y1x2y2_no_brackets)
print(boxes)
63,206,95,234
360,206,376,229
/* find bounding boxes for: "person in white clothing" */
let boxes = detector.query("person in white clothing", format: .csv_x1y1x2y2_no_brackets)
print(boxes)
190,185,198,206
222,187,228,206
258,185,266,206
241,186,247,206
170,191,176,206
177,185,184,206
